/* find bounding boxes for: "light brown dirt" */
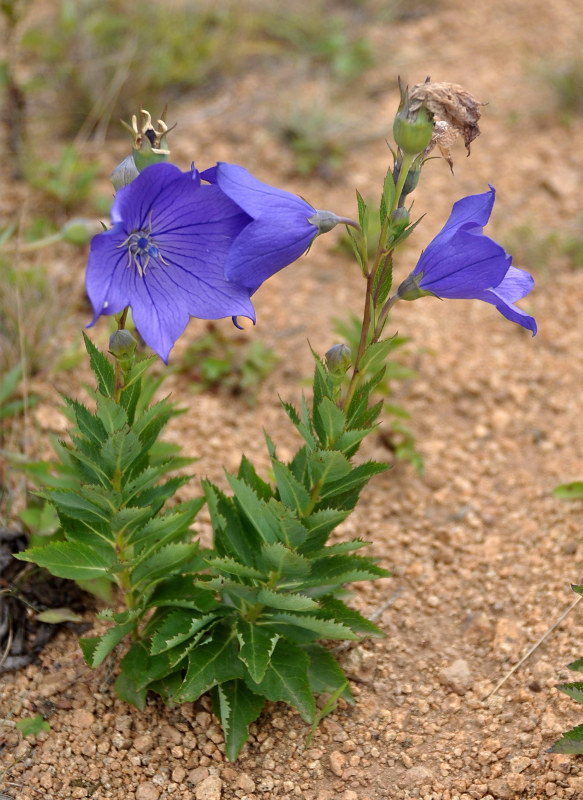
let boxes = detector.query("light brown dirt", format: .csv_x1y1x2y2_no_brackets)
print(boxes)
3,0,583,798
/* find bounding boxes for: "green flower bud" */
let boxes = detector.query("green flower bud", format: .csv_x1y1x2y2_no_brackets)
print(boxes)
109,329,137,370
120,109,171,173
60,218,104,245
393,78,434,156
389,207,409,235
325,343,352,376
308,209,359,235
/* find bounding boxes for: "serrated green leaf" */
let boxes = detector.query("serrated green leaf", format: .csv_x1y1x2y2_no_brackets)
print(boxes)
150,609,219,654
212,680,265,761
260,542,311,581
237,455,273,501
101,429,142,474
226,474,279,544
317,461,388,507
132,397,174,450
256,588,319,612
80,620,135,667
236,619,280,683
205,556,266,580
244,638,315,723
314,398,346,448
299,508,350,555
15,541,114,580
95,394,128,434
557,682,583,704
308,450,351,486
62,396,106,444
83,332,115,398
176,624,244,702
266,501,308,548
554,482,583,499
317,596,384,637
281,399,318,449
357,338,397,376
549,724,583,754
303,642,353,702
568,657,583,673
42,489,113,526
204,480,261,567
262,612,359,640
382,165,396,218
131,543,199,590
272,459,310,514
300,553,389,588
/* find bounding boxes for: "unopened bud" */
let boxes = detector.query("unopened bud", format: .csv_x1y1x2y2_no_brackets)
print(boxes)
111,155,139,191
393,78,434,156
109,329,137,369
389,207,409,235
60,218,104,245
325,343,352,376
308,209,359,235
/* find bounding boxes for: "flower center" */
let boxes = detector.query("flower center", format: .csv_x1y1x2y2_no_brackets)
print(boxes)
118,226,167,278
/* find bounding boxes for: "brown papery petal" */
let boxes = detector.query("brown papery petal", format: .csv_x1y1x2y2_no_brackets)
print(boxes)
408,81,484,154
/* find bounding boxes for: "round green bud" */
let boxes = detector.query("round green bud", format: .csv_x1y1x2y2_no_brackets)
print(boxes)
393,103,434,156
389,207,410,235
325,343,352,376
109,329,137,362
396,272,435,301
60,218,104,245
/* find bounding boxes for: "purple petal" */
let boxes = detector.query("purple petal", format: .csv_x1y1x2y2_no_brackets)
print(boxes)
86,225,135,320
111,163,185,230
222,217,317,290
417,229,511,297
209,163,315,219
475,266,537,335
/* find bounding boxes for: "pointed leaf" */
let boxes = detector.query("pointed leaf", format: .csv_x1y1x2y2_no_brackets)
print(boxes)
150,609,219,654
262,612,359,640
212,680,265,762
314,397,346,447
80,620,135,667
244,638,315,723
83,332,115,398
549,725,583,754
236,619,280,683
176,624,244,702
260,542,311,580
15,541,115,581
557,682,583,704
256,588,319,613
303,642,353,702
272,459,310,514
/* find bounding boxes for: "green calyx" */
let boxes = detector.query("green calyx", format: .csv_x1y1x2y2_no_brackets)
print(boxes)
393,79,434,157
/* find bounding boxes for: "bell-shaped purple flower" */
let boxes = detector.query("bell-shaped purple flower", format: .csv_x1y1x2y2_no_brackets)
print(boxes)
397,186,536,335
86,162,255,362
201,163,348,293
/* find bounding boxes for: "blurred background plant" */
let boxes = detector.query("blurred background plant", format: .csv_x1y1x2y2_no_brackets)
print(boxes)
176,322,279,404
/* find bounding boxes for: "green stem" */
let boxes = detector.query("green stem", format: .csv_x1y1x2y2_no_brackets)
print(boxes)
113,307,130,402
392,152,415,213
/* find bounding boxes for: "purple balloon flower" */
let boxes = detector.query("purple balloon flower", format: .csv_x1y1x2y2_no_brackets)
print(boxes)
86,162,255,362
201,162,346,292
397,186,536,335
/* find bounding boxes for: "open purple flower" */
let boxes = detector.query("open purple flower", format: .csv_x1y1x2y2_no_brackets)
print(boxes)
86,162,255,362
397,186,536,335
201,162,349,292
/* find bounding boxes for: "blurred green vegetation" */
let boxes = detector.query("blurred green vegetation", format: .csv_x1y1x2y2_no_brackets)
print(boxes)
537,57,583,123
177,322,279,403
19,0,378,141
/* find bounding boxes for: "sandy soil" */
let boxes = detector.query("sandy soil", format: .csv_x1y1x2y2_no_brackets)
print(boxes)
3,0,583,798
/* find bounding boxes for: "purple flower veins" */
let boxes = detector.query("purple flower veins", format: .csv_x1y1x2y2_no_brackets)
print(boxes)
86,162,255,362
